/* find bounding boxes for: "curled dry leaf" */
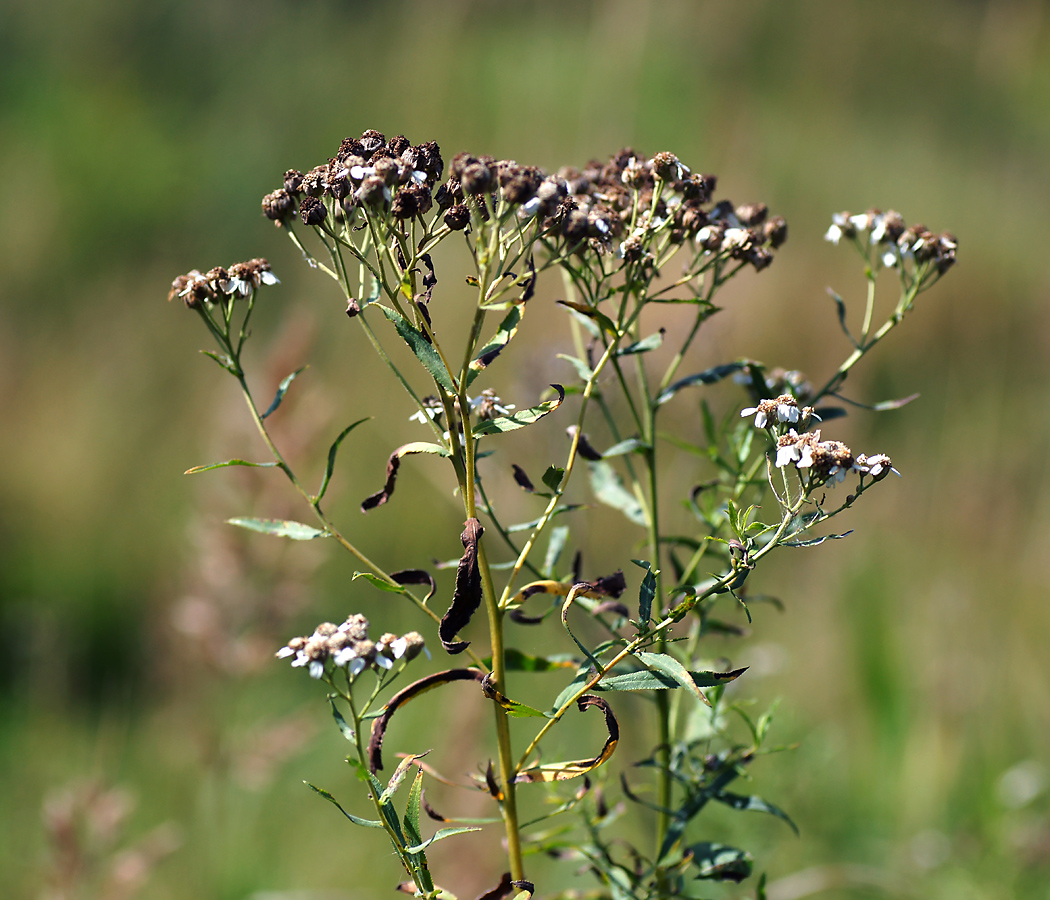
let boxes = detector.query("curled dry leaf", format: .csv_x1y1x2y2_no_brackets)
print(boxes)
440,518,484,653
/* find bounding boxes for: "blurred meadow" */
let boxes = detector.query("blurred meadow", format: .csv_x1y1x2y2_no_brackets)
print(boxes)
2,0,1050,897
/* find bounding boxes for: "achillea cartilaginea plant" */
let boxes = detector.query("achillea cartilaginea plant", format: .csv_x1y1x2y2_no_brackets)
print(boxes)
169,129,956,900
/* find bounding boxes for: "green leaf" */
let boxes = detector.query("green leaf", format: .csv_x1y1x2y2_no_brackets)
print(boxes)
688,842,753,882
466,307,522,387
304,782,383,828
556,353,594,382
381,754,424,805
496,649,577,672
226,517,327,540
632,559,656,628
261,365,307,419
379,305,456,393
505,504,584,533
615,329,664,357
402,826,481,855
315,418,370,502
542,465,565,493
550,668,593,713
714,792,799,835
588,461,647,527
403,769,425,849
329,698,355,743
595,666,747,693
353,572,408,593
200,349,237,374
782,530,852,547
656,362,746,406
543,525,570,577
473,385,565,435
827,288,859,348
602,437,649,457
184,459,278,475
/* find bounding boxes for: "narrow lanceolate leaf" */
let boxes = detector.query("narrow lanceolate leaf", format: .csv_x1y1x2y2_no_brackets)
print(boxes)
655,362,747,406
315,417,370,502
403,769,424,851
467,307,522,387
402,826,482,854
381,753,427,804
588,461,647,526
634,651,712,703
827,287,859,348
688,842,753,882
556,300,619,339
379,305,456,393
516,695,619,782
368,669,486,772
361,442,451,512
329,697,355,742
594,666,747,693
261,365,307,419
473,385,565,435
481,673,548,718
200,349,237,373
543,525,570,577
602,437,649,458
615,329,665,357
440,518,484,654
782,530,852,547
556,353,594,382
714,791,799,835
633,559,656,628
831,391,921,412
184,459,278,475
493,649,576,672
304,782,383,828
226,517,327,540
353,572,408,593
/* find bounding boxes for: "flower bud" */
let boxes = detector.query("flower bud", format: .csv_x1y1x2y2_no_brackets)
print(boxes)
299,196,327,226
444,203,470,230
283,169,304,195
262,189,295,225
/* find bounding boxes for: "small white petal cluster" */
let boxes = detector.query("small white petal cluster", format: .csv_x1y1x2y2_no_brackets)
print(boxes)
277,615,427,680
823,209,957,275
740,394,808,430
771,429,900,486
470,388,515,420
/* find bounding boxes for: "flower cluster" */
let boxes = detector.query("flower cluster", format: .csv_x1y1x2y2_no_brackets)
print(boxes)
740,394,816,430
529,148,786,268
259,131,787,275
276,614,426,679
825,208,957,275
772,429,899,485
262,130,444,228
168,259,278,309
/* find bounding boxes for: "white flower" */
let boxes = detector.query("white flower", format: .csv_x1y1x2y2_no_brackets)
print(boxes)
882,249,899,268
740,405,768,429
308,660,325,679
775,430,804,468
519,196,542,219
824,223,843,245
349,164,376,181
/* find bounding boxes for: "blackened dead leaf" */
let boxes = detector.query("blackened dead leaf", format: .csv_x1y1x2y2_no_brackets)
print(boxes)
593,600,630,617
518,256,536,303
585,570,626,597
509,609,545,625
567,425,603,461
511,464,535,492
440,518,484,654
391,568,437,603
361,442,450,512
485,760,503,800
415,301,433,343
515,695,619,782
368,669,485,772
474,873,514,900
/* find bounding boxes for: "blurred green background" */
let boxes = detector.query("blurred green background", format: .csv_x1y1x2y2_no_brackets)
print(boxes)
3,0,1049,897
